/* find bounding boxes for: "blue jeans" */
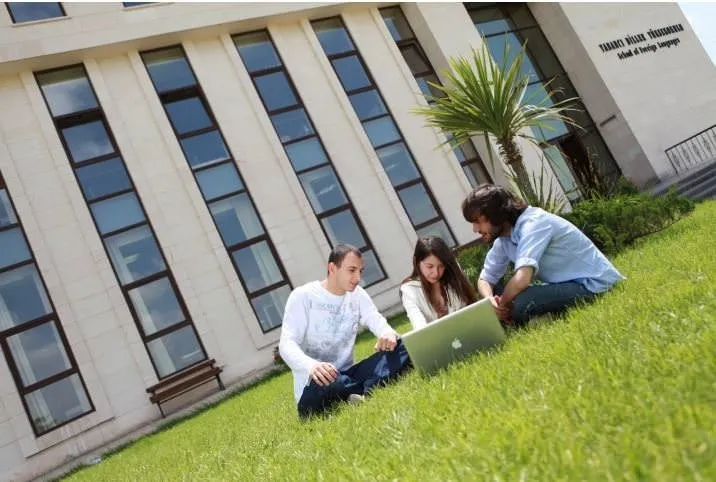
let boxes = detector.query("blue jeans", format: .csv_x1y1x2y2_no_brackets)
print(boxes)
494,280,596,327
297,340,412,419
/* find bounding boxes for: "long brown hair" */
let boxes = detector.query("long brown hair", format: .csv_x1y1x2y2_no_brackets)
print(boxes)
402,236,477,315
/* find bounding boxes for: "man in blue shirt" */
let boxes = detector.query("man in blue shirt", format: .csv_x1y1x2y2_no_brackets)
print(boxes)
463,184,624,326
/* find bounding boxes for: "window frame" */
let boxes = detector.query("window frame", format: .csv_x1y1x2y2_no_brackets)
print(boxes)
5,2,66,24
232,29,388,288
0,172,95,437
379,6,492,189
34,63,210,379
139,45,294,332
311,16,458,246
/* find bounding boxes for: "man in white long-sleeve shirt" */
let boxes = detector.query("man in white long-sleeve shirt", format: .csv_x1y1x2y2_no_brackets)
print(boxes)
279,244,412,419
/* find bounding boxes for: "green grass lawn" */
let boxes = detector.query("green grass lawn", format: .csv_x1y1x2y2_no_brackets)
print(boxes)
64,202,716,481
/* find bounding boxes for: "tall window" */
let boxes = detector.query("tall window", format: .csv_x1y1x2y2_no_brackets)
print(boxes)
36,65,209,379
0,173,93,436
466,3,621,198
140,46,292,332
232,30,387,287
6,2,65,23
379,6,492,189
312,17,457,246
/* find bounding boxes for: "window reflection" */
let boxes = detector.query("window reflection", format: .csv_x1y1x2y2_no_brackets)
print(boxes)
0,190,17,228
234,31,281,73
90,192,145,235
321,209,366,248
398,183,438,226
285,138,328,172
299,166,348,214
128,277,185,336
143,48,196,94
25,375,91,433
0,228,31,270
76,157,131,201
36,67,97,117
8,2,64,23
166,97,212,135
376,142,420,186
313,18,355,55
255,72,297,111
196,162,244,201
232,242,283,293
270,108,314,143
147,326,205,378
180,130,230,169
105,225,166,284
0,265,52,329
332,56,371,92
61,121,114,163
8,321,71,387
251,285,291,331
210,193,264,247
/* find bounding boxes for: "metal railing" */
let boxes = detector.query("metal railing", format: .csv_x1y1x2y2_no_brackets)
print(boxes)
665,124,716,175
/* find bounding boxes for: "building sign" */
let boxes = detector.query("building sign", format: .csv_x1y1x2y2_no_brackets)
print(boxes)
598,23,684,60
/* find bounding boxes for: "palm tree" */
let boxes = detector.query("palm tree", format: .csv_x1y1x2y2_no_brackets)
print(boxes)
413,39,580,199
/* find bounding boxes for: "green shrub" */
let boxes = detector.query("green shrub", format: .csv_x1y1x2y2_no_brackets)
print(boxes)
455,242,490,288
563,189,695,254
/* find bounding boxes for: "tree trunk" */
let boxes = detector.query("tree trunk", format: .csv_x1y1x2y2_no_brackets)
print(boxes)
497,137,536,201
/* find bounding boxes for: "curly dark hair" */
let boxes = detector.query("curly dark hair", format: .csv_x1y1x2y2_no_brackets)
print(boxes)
461,183,527,227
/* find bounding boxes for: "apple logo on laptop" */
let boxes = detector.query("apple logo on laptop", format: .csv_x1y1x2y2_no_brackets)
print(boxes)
451,338,462,350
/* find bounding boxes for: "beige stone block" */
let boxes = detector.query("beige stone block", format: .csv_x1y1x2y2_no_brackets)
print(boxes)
62,323,92,366
75,305,117,340
0,442,23,475
103,371,150,418
8,413,31,441
85,328,134,378
0,420,15,447
1,393,23,421
52,254,98,288
63,272,107,303
191,268,229,297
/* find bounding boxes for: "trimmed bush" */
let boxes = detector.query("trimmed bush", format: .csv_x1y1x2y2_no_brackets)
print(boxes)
455,242,491,288
562,189,695,254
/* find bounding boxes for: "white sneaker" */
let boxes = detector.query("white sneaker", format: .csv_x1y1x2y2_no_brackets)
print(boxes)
347,394,365,405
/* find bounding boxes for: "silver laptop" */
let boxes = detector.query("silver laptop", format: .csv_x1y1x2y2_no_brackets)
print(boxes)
401,298,506,373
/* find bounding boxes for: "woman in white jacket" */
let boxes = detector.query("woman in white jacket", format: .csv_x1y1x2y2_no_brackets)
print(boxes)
400,236,477,330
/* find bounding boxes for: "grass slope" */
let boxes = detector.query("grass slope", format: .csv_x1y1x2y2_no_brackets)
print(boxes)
65,202,716,481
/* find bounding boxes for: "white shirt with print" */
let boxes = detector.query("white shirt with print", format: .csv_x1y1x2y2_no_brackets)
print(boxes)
278,280,396,403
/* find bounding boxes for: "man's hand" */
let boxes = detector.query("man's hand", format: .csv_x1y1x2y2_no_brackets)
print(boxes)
491,295,513,324
374,331,398,352
310,362,338,386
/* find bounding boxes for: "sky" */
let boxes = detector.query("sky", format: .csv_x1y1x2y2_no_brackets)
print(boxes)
679,2,716,65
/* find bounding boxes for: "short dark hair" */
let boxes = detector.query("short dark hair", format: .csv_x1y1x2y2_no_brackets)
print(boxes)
327,243,362,267
461,183,527,226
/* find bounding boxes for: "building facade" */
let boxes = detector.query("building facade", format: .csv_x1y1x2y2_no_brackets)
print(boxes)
0,2,714,480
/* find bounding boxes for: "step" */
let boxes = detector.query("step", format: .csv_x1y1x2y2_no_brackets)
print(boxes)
692,179,716,200
673,165,716,195
651,160,716,196
681,172,716,199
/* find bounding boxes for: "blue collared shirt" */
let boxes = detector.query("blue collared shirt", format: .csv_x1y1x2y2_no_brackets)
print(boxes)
479,206,625,293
